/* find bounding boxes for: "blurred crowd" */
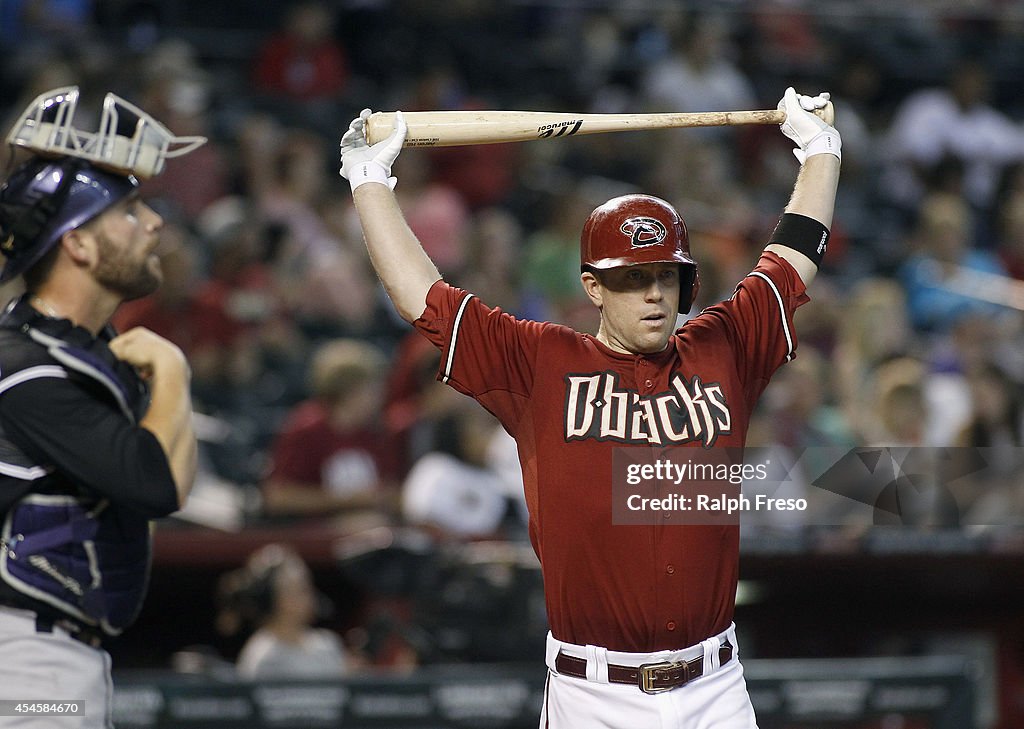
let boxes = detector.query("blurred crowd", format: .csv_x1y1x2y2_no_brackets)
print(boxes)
2,0,1024,547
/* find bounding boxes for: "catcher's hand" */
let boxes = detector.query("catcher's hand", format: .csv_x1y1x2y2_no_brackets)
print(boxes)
340,108,407,191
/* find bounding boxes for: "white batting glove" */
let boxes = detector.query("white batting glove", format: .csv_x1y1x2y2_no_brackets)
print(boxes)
777,87,841,164
339,108,407,191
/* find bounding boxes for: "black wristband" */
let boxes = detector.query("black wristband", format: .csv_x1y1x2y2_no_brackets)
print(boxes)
768,213,830,268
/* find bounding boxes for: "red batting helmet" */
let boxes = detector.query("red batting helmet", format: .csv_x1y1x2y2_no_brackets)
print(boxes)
580,194,700,313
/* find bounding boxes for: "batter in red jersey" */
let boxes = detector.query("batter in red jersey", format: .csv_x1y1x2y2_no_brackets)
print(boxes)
340,87,842,728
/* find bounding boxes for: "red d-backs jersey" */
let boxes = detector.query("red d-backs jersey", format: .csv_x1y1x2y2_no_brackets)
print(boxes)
413,251,808,652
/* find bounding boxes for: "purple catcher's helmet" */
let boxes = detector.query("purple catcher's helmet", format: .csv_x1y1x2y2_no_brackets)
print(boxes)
0,157,138,283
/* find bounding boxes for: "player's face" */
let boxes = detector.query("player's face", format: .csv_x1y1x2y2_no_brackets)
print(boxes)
585,262,680,354
90,195,165,301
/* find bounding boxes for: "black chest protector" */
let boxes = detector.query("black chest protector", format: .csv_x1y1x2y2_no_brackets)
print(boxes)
0,300,152,635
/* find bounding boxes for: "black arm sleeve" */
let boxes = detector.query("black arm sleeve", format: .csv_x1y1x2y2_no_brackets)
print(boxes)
0,377,179,518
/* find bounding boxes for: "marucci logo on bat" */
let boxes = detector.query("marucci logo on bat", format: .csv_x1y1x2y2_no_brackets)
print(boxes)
537,120,583,138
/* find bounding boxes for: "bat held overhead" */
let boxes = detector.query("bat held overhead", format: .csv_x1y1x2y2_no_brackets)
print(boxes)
363,107,829,148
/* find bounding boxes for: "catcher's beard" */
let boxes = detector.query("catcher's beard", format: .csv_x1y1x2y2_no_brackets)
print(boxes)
94,229,163,301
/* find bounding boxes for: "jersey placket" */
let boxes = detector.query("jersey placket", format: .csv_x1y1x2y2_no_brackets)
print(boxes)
635,356,682,641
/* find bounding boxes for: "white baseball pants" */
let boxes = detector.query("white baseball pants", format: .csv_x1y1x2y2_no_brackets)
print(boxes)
0,607,112,728
540,623,758,729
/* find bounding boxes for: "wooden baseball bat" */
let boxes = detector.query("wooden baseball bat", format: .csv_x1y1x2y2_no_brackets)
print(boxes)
364,108,817,148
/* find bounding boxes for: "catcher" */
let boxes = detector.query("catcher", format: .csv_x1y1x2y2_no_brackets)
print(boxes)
0,87,202,728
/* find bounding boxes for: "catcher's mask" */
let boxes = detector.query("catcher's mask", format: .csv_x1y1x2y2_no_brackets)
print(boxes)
6,86,206,179
0,86,206,282
580,194,700,314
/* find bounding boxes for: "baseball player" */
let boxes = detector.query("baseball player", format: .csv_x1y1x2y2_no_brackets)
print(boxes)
340,87,841,728
0,87,203,728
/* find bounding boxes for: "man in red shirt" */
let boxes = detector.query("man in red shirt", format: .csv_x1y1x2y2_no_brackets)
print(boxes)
252,2,349,102
340,88,841,727
263,339,399,525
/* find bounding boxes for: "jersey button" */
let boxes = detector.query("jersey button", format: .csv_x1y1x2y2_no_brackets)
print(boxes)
666,621,677,631
665,564,675,575
644,379,653,388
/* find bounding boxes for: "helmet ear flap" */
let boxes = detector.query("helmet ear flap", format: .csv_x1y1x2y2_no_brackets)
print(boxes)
0,160,78,258
680,264,700,315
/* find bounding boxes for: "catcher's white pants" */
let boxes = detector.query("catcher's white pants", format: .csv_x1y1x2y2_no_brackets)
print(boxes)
541,623,758,729
0,607,113,729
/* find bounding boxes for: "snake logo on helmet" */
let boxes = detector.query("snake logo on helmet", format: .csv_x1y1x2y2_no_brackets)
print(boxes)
0,86,206,283
580,194,700,314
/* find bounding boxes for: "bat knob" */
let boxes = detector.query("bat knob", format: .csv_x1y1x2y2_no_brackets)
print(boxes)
815,101,835,126
365,112,397,146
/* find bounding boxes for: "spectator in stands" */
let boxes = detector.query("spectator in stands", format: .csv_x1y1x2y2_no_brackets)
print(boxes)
957,361,1023,450
252,1,349,101
640,11,756,152
880,56,1024,216
381,331,448,466
522,186,599,324
1,57,79,133
258,129,378,335
744,347,857,533
394,149,471,277
231,113,284,202
0,0,95,46
383,331,529,538
408,65,520,211
459,207,526,315
866,357,931,447
185,216,306,411
834,278,913,432
262,339,400,526
217,544,351,679
251,1,350,135
954,361,1024,526
401,397,516,540
759,347,856,451
135,40,230,220
898,191,1008,333
866,356,965,527
256,129,337,262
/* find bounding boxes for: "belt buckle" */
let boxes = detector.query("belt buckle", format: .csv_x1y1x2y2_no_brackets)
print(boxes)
638,660,687,694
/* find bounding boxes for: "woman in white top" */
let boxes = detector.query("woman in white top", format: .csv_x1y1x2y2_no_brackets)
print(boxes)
219,543,349,679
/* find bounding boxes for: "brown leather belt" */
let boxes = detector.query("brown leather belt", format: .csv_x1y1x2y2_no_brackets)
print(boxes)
554,640,733,694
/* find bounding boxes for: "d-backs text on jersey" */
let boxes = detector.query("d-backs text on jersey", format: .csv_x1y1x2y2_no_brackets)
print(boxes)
564,371,732,447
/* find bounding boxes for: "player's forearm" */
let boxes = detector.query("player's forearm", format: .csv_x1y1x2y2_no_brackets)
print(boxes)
784,153,840,228
352,183,442,322
767,154,841,285
141,365,198,508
